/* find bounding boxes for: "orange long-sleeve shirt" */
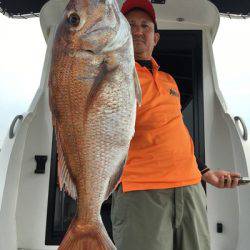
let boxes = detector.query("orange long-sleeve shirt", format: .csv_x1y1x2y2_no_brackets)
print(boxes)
121,59,201,192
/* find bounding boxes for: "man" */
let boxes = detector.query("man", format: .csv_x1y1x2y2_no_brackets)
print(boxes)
111,1,241,250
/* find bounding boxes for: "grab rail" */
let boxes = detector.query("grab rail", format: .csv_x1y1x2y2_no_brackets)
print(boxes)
234,116,248,141
9,115,23,139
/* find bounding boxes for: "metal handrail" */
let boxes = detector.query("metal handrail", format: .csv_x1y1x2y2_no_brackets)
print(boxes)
9,115,23,139
234,116,248,141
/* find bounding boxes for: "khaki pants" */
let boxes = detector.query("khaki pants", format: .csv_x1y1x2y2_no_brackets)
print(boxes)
111,183,210,250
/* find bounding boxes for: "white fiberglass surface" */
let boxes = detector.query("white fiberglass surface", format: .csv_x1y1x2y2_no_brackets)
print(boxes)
0,16,46,149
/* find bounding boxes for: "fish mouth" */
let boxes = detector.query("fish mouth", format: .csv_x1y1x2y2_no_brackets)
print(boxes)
85,50,95,54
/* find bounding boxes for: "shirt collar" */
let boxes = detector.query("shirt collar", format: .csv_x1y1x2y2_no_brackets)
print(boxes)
135,57,160,71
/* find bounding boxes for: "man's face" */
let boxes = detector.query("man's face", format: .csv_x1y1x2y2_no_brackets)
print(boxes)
126,9,160,60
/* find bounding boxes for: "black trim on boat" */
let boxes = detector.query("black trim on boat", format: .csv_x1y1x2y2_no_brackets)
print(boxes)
1,0,250,18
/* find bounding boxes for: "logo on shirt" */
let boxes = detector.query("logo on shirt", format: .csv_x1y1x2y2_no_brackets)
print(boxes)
169,88,179,97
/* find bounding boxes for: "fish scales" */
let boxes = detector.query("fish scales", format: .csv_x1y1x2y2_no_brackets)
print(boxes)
48,0,141,249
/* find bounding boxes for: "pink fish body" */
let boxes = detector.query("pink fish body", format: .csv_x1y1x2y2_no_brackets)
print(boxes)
48,0,141,249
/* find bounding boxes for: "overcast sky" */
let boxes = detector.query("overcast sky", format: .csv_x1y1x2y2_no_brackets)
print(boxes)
0,15,249,149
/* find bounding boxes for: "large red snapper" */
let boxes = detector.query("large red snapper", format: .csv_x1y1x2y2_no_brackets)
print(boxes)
48,0,141,249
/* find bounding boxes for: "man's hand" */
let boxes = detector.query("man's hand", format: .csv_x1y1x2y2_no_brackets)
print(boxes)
202,170,241,188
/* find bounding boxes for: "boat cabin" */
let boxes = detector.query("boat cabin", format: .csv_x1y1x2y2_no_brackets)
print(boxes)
0,0,249,249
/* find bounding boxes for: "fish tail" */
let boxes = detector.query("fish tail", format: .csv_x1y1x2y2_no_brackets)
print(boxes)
58,218,116,250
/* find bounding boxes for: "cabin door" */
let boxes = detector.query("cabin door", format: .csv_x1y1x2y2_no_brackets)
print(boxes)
154,30,204,166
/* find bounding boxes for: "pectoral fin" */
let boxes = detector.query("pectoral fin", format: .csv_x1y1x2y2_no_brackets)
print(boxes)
86,61,108,111
133,68,142,106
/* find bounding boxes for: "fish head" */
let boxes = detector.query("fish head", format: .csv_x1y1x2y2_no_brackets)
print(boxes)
55,0,125,54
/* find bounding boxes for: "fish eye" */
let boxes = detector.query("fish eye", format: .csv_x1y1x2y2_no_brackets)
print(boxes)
67,13,80,27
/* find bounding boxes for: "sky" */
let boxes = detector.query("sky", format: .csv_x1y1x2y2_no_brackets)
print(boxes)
0,15,249,149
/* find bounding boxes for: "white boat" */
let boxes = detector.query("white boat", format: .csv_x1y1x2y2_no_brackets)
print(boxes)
0,0,249,249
